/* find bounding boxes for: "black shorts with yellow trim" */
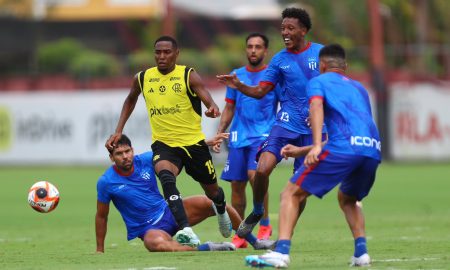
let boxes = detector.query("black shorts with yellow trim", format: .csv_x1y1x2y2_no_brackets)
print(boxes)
151,140,218,185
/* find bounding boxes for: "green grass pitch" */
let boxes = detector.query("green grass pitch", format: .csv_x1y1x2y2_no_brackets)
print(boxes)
1,162,449,269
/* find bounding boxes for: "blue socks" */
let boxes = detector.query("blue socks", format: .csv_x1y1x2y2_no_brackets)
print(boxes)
260,218,270,226
274,239,291,255
245,233,257,245
270,237,366,257
354,237,368,257
253,203,264,216
197,243,210,251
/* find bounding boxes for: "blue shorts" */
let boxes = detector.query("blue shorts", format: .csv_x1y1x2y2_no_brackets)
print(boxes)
137,206,178,239
290,151,380,201
221,144,260,182
257,125,326,171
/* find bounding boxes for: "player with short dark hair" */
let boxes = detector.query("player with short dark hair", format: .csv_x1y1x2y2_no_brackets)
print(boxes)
282,6,312,31
96,134,275,253
245,44,381,268
106,36,231,247
245,32,269,48
154,35,178,49
217,7,326,239
215,32,280,247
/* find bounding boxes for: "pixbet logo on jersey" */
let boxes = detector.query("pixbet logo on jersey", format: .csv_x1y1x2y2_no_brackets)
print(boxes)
149,105,181,117
350,136,381,151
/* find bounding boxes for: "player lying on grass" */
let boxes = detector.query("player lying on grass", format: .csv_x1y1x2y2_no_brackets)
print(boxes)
95,134,275,252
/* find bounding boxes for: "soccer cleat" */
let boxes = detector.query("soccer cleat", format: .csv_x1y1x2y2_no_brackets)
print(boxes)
252,239,276,250
257,224,273,240
175,227,201,247
205,241,236,251
236,212,263,238
245,250,290,268
232,234,248,249
350,253,371,267
212,203,232,238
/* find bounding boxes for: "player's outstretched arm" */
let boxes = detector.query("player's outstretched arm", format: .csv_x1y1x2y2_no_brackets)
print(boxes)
212,102,235,153
216,73,273,99
305,98,325,167
281,138,328,159
216,73,240,89
206,133,229,153
95,201,110,253
105,74,141,150
189,70,220,118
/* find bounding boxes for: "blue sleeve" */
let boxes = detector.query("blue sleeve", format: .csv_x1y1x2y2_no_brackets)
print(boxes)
225,86,236,101
97,176,110,204
225,69,238,101
261,55,281,86
306,78,324,101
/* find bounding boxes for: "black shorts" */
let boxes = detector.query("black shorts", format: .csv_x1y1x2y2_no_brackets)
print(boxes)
151,140,218,185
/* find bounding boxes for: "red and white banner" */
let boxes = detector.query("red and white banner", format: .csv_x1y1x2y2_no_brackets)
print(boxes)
0,89,226,165
390,83,450,160
1,83,449,164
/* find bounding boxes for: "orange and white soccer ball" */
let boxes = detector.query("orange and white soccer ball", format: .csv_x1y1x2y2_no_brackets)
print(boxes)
27,181,60,213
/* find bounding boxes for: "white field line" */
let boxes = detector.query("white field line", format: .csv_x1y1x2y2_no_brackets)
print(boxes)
108,267,177,270
0,237,33,242
373,257,440,262
142,266,176,270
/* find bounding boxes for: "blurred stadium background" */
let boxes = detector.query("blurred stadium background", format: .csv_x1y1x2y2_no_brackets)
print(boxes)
1,1,450,269
0,0,449,164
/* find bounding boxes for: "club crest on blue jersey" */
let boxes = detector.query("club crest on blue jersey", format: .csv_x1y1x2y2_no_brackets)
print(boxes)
141,172,152,180
308,57,318,70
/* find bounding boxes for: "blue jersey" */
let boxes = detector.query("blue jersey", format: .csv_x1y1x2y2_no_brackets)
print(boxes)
97,152,168,240
262,42,323,134
226,65,279,148
306,72,381,160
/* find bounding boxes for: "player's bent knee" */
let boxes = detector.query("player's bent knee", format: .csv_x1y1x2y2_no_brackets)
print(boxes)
256,153,277,175
281,183,308,201
338,190,357,203
255,169,267,179
338,195,358,209
196,195,214,208
255,164,274,177
144,235,165,252
231,181,247,192
231,187,246,198
208,186,225,204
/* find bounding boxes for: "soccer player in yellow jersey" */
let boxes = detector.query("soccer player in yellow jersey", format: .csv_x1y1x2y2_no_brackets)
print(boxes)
106,36,232,247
